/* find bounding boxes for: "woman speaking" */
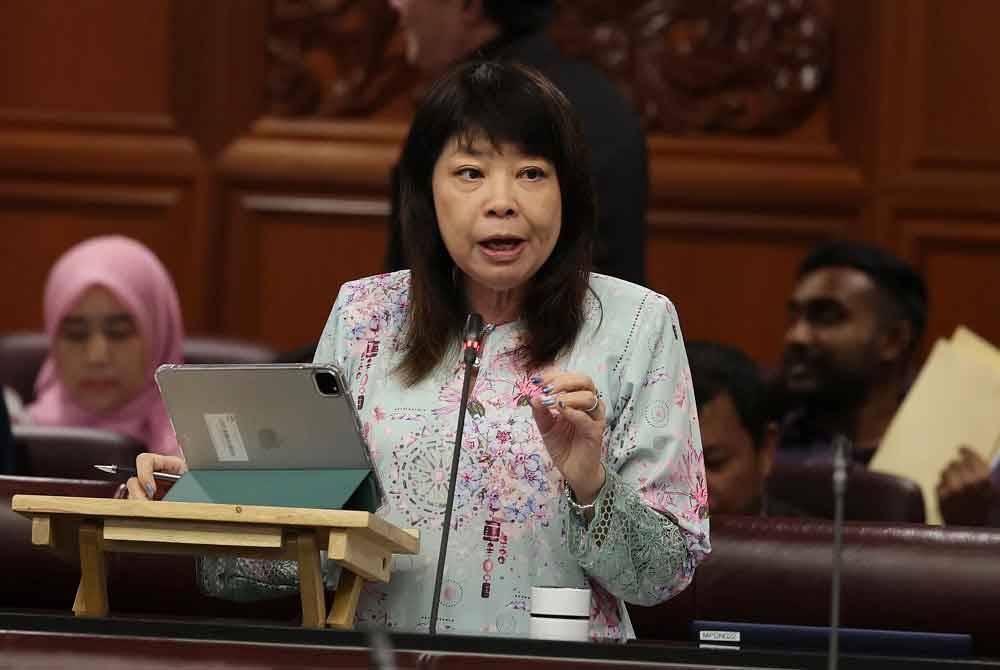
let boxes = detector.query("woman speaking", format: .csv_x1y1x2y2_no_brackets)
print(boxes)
130,61,710,640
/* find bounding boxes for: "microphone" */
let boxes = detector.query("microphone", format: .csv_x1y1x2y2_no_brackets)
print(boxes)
463,314,484,365
828,433,850,670
429,313,484,635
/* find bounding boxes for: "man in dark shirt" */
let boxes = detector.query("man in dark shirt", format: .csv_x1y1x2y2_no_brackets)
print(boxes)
386,0,648,285
775,241,928,466
688,340,800,517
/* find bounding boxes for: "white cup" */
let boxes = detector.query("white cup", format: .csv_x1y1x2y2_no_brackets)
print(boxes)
529,586,591,642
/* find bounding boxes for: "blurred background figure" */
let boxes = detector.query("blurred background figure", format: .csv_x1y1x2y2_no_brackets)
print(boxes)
385,0,648,286
775,241,928,466
0,390,12,474
688,340,800,517
12,236,185,456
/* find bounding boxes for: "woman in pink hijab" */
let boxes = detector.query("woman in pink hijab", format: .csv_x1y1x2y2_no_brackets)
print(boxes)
27,236,184,455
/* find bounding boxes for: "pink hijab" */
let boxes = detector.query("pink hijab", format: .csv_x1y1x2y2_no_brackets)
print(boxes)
27,236,185,455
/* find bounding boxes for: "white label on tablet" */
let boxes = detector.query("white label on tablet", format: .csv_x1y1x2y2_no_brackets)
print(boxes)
699,630,741,643
204,413,249,462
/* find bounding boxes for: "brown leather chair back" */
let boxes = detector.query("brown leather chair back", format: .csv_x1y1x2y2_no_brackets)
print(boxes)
630,515,1000,655
0,332,277,404
183,337,276,365
766,462,925,522
0,332,46,406
13,425,144,479
0,475,120,609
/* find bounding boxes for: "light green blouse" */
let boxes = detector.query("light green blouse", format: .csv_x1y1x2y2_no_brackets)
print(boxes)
201,271,710,641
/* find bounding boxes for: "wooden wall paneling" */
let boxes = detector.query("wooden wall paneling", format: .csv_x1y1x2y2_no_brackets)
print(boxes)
221,190,390,350
878,0,931,184
169,0,271,157
219,122,403,193
0,128,207,334
5,0,1000,369
646,209,856,365
907,0,1000,171
0,130,199,178
830,0,881,174
217,125,402,348
897,211,1000,350
220,189,263,342
881,0,1000,186
0,180,200,330
647,136,864,209
183,164,221,335
0,1,172,117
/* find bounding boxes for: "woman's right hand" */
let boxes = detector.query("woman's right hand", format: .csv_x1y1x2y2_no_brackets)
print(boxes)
125,452,187,500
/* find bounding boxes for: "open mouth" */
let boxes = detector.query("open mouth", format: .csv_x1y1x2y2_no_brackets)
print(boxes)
478,236,526,259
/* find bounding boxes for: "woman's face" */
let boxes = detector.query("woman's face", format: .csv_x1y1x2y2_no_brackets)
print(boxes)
432,136,562,295
53,285,146,413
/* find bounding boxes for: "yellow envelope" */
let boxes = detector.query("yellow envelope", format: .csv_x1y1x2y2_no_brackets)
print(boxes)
870,337,1000,524
952,326,1000,372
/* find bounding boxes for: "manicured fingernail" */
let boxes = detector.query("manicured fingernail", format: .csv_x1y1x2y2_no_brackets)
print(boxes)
542,384,554,394
530,376,542,384
145,483,156,498
541,395,556,407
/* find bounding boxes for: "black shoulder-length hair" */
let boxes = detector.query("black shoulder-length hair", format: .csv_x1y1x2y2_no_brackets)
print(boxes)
396,60,597,386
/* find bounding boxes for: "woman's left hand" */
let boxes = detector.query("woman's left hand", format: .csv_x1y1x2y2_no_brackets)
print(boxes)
529,371,606,504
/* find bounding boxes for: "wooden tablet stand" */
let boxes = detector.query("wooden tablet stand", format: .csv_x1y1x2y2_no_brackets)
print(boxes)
11,495,419,629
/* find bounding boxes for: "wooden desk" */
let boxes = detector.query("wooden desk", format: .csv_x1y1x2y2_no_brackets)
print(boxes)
11,495,419,629
2,612,998,670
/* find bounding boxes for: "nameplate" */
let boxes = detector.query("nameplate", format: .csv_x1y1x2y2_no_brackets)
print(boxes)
699,630,741,643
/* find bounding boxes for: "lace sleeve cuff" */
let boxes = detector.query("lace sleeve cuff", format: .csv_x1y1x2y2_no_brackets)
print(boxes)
198,556,342,602
564,468,692,606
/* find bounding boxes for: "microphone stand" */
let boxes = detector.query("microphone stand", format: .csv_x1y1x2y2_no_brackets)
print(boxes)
828,434,850,670
367,627,397,670
429,314,483,635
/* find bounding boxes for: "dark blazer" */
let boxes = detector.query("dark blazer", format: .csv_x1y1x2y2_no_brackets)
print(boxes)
384,31,649,286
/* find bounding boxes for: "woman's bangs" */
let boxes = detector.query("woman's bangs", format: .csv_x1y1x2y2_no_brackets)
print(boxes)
450,83,561,163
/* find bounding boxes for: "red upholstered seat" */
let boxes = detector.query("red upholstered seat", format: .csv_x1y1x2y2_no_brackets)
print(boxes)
13,425,144,479
629,515,1000,656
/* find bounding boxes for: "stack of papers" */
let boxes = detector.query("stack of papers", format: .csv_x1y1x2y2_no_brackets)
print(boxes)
870,327,1000,524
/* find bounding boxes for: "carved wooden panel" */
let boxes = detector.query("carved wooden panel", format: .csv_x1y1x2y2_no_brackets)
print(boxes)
898,214,1000,350
0,181,202,331
553,0,833,134
222,192,390,349
267,0,416,118
646,209,853,364
0,0,172,119
264,0,833,135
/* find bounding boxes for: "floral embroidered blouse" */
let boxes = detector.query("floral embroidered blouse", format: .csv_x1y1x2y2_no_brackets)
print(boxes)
201,271,710,640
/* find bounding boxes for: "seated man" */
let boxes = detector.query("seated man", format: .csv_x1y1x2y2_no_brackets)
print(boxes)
776,241,928,466
688,341,799,517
